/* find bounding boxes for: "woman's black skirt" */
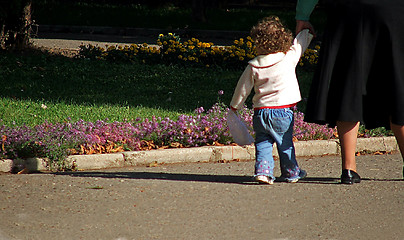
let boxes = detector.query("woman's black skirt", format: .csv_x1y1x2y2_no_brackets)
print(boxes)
304,0,404,129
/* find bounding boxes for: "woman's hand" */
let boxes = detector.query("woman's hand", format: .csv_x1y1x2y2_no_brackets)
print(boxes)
296,20,316,37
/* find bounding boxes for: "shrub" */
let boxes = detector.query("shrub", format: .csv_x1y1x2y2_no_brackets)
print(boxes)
79,33,320,70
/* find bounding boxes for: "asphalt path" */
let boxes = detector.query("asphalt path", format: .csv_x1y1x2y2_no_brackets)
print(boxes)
0,153,403,240
30,31,236,51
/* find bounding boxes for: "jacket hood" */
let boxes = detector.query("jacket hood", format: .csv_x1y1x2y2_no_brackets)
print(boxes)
248,52,286,68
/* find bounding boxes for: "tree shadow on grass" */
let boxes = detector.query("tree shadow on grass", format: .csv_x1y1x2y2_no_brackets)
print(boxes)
0,49,240,114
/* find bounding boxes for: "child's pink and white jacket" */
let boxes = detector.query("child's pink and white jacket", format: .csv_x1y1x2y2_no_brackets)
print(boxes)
230,29,313,110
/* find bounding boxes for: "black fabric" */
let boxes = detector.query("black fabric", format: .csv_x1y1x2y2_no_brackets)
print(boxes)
304,0,404,129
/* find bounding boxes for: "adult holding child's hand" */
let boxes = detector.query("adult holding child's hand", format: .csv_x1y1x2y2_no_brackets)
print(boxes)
295,0,316,35
296,0,404,184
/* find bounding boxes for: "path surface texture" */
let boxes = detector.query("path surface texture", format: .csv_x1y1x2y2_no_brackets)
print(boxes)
0,153,403,240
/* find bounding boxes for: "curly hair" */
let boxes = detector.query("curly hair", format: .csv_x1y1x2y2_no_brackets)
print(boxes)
250,16,293,55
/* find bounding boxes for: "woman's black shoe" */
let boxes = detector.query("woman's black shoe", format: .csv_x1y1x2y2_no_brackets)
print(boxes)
341,169,361,184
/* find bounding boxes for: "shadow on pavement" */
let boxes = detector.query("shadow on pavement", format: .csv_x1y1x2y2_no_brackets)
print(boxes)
53,171,391,185
56,171,256,185
54,171,403,185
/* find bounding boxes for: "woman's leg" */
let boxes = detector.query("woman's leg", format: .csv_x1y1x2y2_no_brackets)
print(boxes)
390,122,404,156
390,122,404,178
336,121,360,171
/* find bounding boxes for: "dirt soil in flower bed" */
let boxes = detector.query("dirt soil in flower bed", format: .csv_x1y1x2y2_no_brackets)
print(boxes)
0,153,403,240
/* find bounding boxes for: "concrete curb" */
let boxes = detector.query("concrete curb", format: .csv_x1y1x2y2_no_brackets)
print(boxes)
0,136,398,173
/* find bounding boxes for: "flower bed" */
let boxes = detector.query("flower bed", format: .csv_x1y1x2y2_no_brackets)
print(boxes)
78,33,319,69
0,103,334,171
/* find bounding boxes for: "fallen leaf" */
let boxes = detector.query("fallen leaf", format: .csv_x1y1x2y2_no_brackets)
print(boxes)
169,142,183,148
213,141,224,146
17,168,30,174
87,186,103,190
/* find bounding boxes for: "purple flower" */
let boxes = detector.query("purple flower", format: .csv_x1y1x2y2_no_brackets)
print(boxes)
0,101,338,171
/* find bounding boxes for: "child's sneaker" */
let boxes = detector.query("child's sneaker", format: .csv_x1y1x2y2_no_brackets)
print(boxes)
284,169,307,183
255,175,274,185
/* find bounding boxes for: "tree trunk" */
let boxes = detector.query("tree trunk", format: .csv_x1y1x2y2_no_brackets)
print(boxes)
15,0,32,49
192,0,207,22
0,0,32,49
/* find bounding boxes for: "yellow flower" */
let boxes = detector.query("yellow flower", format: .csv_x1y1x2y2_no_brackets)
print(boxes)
239,56,244,61
169,33,173,36
159,34,164,37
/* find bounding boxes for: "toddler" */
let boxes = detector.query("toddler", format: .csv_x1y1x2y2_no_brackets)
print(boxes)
230,16,313,184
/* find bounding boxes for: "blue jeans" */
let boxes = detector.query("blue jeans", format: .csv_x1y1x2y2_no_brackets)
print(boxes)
253,108,302,180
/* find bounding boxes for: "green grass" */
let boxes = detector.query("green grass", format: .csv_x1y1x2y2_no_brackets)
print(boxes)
0,49,315,127
0,97,185,126
0,50,237,125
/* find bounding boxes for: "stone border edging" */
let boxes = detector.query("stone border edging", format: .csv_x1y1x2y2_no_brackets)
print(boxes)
0,137,398,173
